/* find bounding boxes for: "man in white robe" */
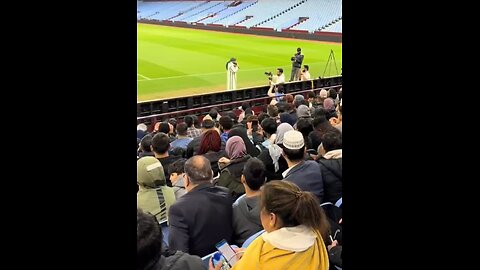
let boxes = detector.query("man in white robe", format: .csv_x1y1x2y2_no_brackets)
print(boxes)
227,57,238,90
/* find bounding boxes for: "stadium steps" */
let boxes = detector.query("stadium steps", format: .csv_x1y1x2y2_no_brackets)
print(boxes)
285,17,309,30
180,2,223,21
196,6,229,23
212,0,258,23
233,16,253,26
252,0,307,28
317,16,342,31
167,1,211,20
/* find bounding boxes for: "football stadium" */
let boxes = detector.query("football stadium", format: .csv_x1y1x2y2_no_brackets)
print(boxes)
137,1,342,269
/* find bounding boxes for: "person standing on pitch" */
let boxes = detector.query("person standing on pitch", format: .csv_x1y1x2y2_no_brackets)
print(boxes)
227,57,239,90
290,47,304,82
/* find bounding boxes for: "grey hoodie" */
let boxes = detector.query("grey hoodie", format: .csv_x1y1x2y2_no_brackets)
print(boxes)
232,194,263,246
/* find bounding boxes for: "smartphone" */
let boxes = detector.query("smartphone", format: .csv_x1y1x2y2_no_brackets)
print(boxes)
215,239,239,266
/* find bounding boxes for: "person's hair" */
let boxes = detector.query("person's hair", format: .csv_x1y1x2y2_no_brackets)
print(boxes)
198,130,221,154
267,105,279,117
244,108,253,116
261,117,277,136
171,147,185,158
312,115,329,129
241,102,250,111
226,111,238,123
202,119,215,129
159,122,170,134
297,47,301,52
209,109,218,120
168,158,187,175
321,130,342,152
246,115,258,123
312,107,327,119
307,91,315,99
184,155,213,184
140,134,153,152
282,145,305,162
184,116,194,128
219,116,233,131
328,89,338,100
192,115,200,128
151,133,170,154
304,65,309,71
168,118,177,130
260,181,329,238
243,158,266,191
176,123,188,136
257,112,269,125
137,208,162,270
276,102,287,113
277,68,283,74
296,118,313,138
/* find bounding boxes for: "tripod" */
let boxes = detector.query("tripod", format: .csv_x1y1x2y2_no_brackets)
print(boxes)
322,49,339,78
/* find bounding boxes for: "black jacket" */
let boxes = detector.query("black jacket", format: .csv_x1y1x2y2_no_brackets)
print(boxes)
318,158,342,203
217,155,251,200
201,150,227,177
168,182,233,257
283,160,324,203
149,251,206,270
257,148,289,181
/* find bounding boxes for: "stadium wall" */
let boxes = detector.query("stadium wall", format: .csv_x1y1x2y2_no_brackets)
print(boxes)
137,20,342,43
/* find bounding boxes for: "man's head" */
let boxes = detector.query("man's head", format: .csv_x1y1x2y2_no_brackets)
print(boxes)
297,47,301,53
201,119,215,131
225,111,238,123
184,155,213,191
140,134,153,152
261,117,277,138
307,91,315,102
241,157,266,191
176,123,188,136
158,122,170,134
184,116,194,128
321,129,342,153
209,109,218,120
276,68,283,76
137,208,162,270
303,64,309,71
219,116,233,132
168,158,186,184
282,130,305,163
151,132,170,156
267,104,279,118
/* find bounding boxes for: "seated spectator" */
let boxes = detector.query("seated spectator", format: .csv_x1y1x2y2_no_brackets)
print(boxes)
328,88,340,106
282,130,324,203
197,129,226,177
219,116,233,144
168,158,187,200
307,91,316,108
184,115,201,139
300,64,311,81
152,132,182,185
211,181,330,270
137,157,175,223
138,134,154,159
317,89,328,107
232,158,266,246
170,123,192,151
309,115,337,151
257,123,292,181
318,130,342,204
238,102,253,123
228,127,260,157
260,117,277,149
267,104,279,123
137,208,204,270
158,122,176,143
323,98,337,120
209,109,219,122
186,119,217,158
295,118,314,151
217,136,251,200
168,156,233,257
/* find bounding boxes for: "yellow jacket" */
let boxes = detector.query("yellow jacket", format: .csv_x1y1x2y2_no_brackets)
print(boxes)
232,225,329,270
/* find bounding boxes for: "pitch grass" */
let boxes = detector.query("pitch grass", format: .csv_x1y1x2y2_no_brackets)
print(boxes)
137,23,342,101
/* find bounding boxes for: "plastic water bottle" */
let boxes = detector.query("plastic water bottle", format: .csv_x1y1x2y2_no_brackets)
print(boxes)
212,252,230,270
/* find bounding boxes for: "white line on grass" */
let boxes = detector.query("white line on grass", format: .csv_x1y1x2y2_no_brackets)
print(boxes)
137,61,329,82
137,73,151,80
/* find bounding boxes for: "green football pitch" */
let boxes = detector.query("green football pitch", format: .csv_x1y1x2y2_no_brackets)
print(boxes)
137,23,342,101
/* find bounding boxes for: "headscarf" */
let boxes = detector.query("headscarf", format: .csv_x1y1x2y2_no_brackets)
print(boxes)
270,123,294,171
228,127,260,157
226,136,247,160
323,98,335,112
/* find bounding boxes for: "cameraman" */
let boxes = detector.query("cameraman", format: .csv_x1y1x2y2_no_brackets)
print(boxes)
290,47,304,82
267,68,285,98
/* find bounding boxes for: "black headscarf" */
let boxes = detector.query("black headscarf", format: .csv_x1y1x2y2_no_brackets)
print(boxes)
228,127,260,157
